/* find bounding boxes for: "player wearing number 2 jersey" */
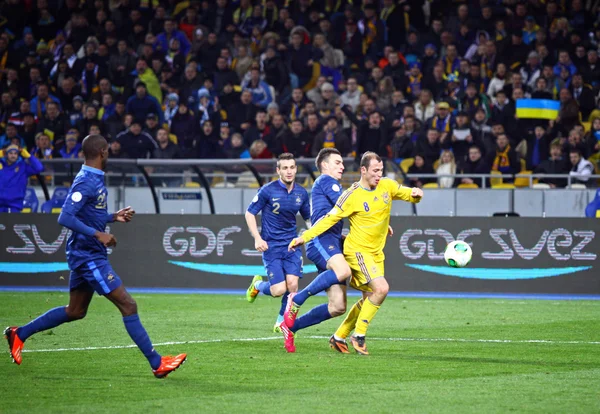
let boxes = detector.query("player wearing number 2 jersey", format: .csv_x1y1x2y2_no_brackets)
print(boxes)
244,153,311,339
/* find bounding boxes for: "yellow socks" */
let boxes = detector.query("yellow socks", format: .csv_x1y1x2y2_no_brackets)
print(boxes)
334,298,364,339
354,298,380,336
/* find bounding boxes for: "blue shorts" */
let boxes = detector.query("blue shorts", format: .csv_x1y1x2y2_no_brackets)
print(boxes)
262,248,303,285
306,235,343,273
69,260,123,295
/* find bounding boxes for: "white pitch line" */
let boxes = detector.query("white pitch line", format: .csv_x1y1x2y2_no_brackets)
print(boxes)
22,336,281,353
20,335,600,354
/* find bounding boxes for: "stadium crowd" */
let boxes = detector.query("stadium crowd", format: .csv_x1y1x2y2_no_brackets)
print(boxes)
0,0,600,189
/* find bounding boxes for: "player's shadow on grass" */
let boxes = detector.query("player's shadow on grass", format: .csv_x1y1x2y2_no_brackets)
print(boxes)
399,354,600,368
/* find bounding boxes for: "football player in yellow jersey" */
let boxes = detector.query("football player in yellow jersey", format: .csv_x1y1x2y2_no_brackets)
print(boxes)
288,152,423,355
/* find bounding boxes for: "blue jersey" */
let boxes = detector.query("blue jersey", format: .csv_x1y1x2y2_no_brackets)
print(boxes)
247,180,310,250
60,165,114,269
310,174,343,239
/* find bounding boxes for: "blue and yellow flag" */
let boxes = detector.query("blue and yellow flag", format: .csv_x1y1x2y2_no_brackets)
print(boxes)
516,99,560,120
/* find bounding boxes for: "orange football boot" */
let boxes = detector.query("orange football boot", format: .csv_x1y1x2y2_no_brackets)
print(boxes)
152,353,188,378
4,327,24,365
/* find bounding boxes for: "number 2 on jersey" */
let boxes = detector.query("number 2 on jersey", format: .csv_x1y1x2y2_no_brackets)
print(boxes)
273,202,281,214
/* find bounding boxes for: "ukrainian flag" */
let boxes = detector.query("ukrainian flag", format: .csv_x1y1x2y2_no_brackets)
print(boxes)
516,99,560,120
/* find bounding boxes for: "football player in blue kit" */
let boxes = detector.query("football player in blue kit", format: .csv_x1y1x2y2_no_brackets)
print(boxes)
4,134,186,378
245,153,311,342
280,148,352,352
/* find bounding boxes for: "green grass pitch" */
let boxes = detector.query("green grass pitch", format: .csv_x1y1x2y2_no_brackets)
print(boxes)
1,292,599,413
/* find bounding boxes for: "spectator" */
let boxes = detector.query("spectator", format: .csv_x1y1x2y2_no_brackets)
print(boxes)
0,145,43,212
241,68,273,109
387,124,414,162
585,118,600,162
229,90,258,133
155,18,191,58
37,101,67,148
415,128,442,166
460,145,490,188
527,125,552,170
0,123,26,149
213,56,240,93
116,120,157,159
487,63,508,98
569,148,595,187
286,31,320,89
535,139,569,188
225,133,251,159
312,116,351,157
436,150,456,188
408,154,435,188
243,110,271,147
164,93,179,127
249,139,273,159
339,77,361,112
426,101,453,134
341,104,388,160
569,73,595,121
171,102,198,157
280,119,311,158
153,128,181,159
125,82,163,125
32,133,56,160
414,90,435,124
109,40,135,88
144,113,160,142
133,59,162,104
30,83,61,117
58,130,82,159
489,133,520,179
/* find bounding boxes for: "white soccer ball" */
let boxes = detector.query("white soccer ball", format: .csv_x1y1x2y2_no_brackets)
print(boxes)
444,240,473,268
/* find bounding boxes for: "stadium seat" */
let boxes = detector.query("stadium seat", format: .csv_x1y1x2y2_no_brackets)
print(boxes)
569,183,587,189
40,187,69,214
213,181,236,188
183,182,200,188
423,183,439,188
514,171,533,188
492,183,516,189
520,158,527,172
235,171,260,188
400,158,414,173
22,188,39,213
532,183,551,189
490,171,503,186
457,183,479,189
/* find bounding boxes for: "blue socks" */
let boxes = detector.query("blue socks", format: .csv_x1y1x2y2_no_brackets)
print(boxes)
291,303,332,333
293,270,339,306
17,306,70,341
123,314,162,370
256,281,272,296
278,291,289,317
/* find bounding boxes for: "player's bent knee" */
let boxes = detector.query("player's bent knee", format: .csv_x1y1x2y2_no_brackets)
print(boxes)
329,302,346,317
270,284,286,297
66,307,87,321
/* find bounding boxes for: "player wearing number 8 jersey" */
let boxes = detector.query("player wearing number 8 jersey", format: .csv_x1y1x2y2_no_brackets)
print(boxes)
289,152,423,355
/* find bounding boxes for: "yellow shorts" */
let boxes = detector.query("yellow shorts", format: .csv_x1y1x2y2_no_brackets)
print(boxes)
345,252,385,292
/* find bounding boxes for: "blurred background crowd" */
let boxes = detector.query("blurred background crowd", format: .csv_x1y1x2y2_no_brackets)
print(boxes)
0,0,600,190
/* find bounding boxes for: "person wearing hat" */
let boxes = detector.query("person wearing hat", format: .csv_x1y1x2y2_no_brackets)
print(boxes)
125,80,164,125
144,113,161,141
0,144,43,212
426,101,454,134
115,119,158,159
523,16,540,45
0,123,26,149
504,29,529,70
358,3,385,57
341,18,363,69
163,93,179,127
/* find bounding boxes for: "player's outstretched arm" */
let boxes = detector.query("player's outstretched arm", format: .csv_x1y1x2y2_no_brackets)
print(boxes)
389,179,424,203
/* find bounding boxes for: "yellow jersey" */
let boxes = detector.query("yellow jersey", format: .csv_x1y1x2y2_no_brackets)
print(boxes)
301,178,421,257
